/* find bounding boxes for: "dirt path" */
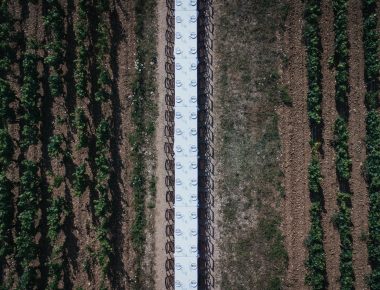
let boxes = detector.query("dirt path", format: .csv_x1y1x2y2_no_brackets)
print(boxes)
152,0,168,288
319,0,341,288
279,1,311,289
347,0,370,288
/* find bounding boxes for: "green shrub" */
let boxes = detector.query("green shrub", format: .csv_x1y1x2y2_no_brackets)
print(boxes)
20,50,39,149
74,107,88,149
0,78,15,120
74,0,89,99
0,128,12,166
46,196,65,290
48,135,63,158
305,202,326,290
332,1,354,288
73,164,87,196
16,160,39,289
0,172,12,258
334,117,351,183
304,1,327,288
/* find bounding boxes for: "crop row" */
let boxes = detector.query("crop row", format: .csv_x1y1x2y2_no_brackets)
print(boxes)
94,120,112,279
44,0,66,288
74,0,88,100
16,45,40,289
129,0,158,286
93,1,112,285
331,0,355,289
72,0,89,200
94,0,111,103
303,1,327,289
363,0,380,288
0,1,14,265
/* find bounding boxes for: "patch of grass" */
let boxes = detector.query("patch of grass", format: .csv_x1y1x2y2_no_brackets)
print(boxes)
217,0,288,289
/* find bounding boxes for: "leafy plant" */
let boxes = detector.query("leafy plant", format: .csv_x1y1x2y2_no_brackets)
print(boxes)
74,107,88,149
46,197,65,290
74,0,89,99
73,163,87,196
303,1,327,289
16,160,39,289
0,172,12,258
48,135,63,158
20,50,39,149
332,1,354,288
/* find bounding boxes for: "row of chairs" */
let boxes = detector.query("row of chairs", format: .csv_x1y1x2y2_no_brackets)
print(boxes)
165,1,176,289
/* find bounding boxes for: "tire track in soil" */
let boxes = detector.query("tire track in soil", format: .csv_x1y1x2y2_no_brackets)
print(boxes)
279,1,311,289
153,0,169,288
347,0,370,288
319,0,341,288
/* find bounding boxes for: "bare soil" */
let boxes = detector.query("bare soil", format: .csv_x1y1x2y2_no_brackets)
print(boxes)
152,0,169,288
319,0,341,288
279,1,311,288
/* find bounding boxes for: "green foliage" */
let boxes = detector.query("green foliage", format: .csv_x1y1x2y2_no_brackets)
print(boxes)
305,202,327,290
20,50,39,149
304,0,322,127
53,175,63,188
47,197,65,242
48,134,63,158
304,1,327,288
94,119,111,275
365,110,380,289
0,172,12,259
95,120,109,150
43,0,64,41
0,3,14,263
16,160,39,289
308,152,322,202
0,128,12,166
43,4,66,283
363,0,380,110
46,197,65,290
332,1,354,288
94,2,110,103
0,78,15,120
332,0,350,114
73,163,87,196
74,0,88,99
334,117,351,183
74,107,88,149
0,1,13,77
48,73,63,97
334,192,354,290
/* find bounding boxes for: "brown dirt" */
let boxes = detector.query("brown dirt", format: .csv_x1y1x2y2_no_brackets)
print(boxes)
347,0,370,288
319,0,341,288
279,1,311,289
152,0,168,288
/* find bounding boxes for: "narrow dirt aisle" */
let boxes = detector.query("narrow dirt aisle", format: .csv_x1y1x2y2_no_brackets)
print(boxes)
347,0,370,288
319,0,340,288
279,1,311,288
152,0,168,288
